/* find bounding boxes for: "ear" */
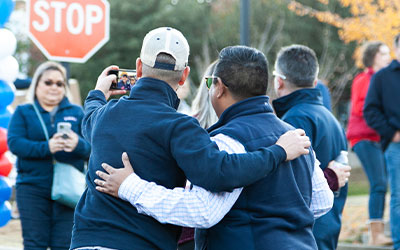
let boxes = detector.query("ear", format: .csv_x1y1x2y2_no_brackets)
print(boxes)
136,58,143,78
276,76,285,91
178,66,190,86
215,78,227,99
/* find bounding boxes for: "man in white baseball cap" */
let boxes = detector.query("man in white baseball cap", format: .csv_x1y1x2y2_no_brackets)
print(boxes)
140,27,189,71
71,27,312,250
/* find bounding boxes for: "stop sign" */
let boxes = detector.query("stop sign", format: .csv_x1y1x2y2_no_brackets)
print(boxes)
27,0,109,63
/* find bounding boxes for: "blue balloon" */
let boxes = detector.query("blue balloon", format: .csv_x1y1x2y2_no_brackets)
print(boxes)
0,108,11,129
0,201,11,227
0,0,15,28
0,80,15,108
0,176,11,203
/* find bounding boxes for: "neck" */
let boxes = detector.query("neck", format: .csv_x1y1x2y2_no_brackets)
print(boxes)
372,65,380,72
38,99,57,112
217,96,241,118
278,87,296,98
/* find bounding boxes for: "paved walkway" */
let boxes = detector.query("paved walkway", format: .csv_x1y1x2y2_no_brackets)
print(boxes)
0,195,392,250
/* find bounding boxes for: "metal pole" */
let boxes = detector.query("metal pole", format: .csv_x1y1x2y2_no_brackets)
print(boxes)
61,62,70,82
240,0,250,46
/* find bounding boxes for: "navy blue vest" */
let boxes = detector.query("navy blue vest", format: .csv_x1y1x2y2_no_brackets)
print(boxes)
204,96,317,250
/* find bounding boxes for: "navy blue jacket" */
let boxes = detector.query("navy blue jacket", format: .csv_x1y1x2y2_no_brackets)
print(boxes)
203,96,316,250
273,88,347,169
315,81,332,111
273,88,348,250
364,60,400,150
7,98,91,189
71,78,287,250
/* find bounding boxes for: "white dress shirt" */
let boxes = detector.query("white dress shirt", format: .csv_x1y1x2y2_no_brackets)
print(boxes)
119,133,333,228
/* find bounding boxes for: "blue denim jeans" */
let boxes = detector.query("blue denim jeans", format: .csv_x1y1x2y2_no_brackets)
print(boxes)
353,140,387,219
385,142,400,249
16,184,74,250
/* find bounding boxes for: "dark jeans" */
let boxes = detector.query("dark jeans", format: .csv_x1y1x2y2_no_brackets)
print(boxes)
178,240,194,250
313,183,348,250
16,184,74,250
353,140,387,219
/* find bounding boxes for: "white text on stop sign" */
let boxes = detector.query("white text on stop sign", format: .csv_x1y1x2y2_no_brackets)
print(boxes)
32,1,103,35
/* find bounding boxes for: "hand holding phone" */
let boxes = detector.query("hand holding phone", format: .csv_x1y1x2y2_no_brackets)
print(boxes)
108,69,137,91
57,122,72,139
95,66,127,100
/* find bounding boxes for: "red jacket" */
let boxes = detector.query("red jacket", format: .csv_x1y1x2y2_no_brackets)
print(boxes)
347,68,380,147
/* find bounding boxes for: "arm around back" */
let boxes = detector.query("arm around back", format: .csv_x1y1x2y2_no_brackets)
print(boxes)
169,115,287,192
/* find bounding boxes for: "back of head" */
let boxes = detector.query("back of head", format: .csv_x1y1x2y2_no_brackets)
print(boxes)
361,41,384,68
275,44,319,88
214,46,269,100
140,27,190,85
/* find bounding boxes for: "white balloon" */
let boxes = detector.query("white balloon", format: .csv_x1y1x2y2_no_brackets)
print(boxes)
0,56,19,83
0,29,17,59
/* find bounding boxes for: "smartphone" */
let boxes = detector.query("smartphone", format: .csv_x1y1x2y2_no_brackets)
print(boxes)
108,69,137,90
57,122,72,139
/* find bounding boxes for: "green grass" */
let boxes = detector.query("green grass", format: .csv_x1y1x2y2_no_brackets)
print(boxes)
346,167,370,196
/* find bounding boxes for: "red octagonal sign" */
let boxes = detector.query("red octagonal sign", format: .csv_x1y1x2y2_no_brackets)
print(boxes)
27,0,110,63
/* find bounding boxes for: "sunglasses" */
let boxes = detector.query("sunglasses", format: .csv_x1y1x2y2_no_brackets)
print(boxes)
204,76,218,89
43,80,65,88
272,70,286,80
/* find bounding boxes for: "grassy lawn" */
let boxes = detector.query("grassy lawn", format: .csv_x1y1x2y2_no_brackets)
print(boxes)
347,167,369,196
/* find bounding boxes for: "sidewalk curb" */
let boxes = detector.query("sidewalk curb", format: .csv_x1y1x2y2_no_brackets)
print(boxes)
338,243,393,250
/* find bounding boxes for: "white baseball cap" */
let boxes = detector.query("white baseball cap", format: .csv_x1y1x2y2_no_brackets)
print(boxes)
140,27,190,71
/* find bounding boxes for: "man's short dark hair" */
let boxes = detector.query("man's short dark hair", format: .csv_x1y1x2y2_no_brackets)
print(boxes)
361,41,385,68
213,46,269,100
275,44,319,88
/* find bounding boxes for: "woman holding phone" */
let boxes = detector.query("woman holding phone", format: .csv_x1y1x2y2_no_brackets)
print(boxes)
7,61,91,250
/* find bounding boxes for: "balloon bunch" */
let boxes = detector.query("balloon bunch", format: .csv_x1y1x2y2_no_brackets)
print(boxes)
0,128,12,227
0,0,18,128
0,0,16,227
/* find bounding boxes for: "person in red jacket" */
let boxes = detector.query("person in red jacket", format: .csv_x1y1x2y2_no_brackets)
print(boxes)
347,41,392,246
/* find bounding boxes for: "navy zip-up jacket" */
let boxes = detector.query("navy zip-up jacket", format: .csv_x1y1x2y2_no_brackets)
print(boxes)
71,77,287,250
273,88,347,169
273,88,348,250
364,60,400,151
203,96,316,250
7,98,91,189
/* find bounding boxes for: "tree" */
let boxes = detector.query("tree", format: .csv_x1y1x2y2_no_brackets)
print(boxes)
288,0,400,55
70,0,213,99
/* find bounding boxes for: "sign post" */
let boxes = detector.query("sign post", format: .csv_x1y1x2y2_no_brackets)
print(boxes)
27,0,110,63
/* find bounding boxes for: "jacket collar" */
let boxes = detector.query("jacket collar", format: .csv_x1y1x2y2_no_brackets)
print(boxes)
389,60,400,70
272,88,323,118
207,95,273,133
366,67,375,76
34,97,70,112
129,77,180,109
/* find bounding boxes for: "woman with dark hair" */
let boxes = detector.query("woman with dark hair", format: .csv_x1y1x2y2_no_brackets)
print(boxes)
347,41,392,246
7,61,91,249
